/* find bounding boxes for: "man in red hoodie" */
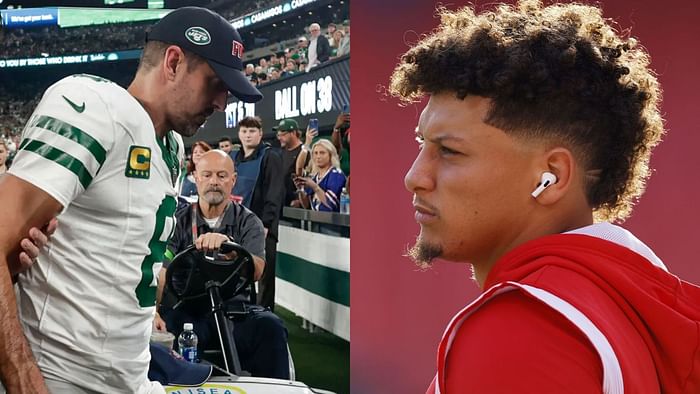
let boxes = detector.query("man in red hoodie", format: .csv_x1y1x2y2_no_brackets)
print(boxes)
390,1,700,393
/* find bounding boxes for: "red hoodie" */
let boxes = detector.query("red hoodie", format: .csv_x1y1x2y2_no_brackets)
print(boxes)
428,229,700,393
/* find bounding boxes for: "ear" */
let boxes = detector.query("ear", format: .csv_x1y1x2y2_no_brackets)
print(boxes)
230,173,237,188
531,147,577,206
162,45,185,82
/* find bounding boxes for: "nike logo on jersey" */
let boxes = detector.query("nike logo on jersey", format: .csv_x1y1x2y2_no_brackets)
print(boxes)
62,95,85,113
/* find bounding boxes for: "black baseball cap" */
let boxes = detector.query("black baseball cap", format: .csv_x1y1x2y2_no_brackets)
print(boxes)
147,7,263,103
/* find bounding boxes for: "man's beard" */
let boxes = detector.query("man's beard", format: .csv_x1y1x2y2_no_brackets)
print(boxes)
203,189,225,205
406,235,442,269
171,119,200,137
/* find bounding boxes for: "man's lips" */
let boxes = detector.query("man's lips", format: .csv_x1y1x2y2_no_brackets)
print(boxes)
413,201,438,224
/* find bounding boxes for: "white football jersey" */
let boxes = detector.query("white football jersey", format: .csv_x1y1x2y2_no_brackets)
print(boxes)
9,74,183,393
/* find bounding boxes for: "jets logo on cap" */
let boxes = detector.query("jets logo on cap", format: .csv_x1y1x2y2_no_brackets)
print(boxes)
185,27,211,45
232,40,244,59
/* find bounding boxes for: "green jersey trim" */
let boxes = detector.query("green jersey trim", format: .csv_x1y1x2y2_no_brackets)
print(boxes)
33,115,107,166
19,139,93,189
156,131,180,186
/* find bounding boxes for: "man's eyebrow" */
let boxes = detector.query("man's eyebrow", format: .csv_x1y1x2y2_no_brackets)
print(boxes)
415,127,466,143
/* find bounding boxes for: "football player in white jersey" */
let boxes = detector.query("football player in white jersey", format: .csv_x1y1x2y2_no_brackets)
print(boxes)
0,7,261,394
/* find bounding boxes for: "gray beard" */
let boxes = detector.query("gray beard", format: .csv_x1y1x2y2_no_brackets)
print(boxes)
203,190,225,205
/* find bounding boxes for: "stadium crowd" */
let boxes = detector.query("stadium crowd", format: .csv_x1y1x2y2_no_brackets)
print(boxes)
244,21,350,86
0,1,349,149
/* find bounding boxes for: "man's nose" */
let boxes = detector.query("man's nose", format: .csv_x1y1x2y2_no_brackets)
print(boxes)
404,148,435,193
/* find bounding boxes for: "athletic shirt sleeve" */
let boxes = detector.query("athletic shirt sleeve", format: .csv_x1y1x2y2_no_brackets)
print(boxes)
323,169,346,211
8,76,116,210
444,291,603,393
326,169,346,198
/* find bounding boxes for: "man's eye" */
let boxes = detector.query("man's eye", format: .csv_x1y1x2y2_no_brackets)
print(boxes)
439,146,459,156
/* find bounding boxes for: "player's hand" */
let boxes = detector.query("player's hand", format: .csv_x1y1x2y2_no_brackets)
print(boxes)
194,233,229,253
12,218,58,277
153,312,167,332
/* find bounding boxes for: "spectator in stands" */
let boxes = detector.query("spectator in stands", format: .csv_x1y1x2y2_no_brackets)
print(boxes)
0,2,285,59
244,64,255,81
258,57,269,74
337,25,350,57
331,30,345,58
218,136,234,154
307,23,331,69
332,111,351,177
282,60,298,77
181,141,212,200
232,116,284,310
294,118,320,180
294,37,308,64
274,119,306,207
254,65,264,75
0,140,8,174
296,139,346,212
156,150,290,379
276,52,286,67
257,72,268,85
269,68,281,81
327,23,337,46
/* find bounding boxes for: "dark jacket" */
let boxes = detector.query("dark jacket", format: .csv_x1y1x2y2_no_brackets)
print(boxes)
316,34,331,63
232,143,284,241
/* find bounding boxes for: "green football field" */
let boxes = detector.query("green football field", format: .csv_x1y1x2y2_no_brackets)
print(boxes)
277,306,350,394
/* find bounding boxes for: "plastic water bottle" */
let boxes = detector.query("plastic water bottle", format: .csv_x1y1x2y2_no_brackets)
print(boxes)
339,187,350,214
178,323,198,363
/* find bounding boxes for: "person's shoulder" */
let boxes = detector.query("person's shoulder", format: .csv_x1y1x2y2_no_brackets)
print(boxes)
50,74,123,99
329,167,346,179
261,144,282,163
445,290,602,392
457,290,564,335
174,199,194,220
230,202,264,228
231,201,259,220
41,74,131,125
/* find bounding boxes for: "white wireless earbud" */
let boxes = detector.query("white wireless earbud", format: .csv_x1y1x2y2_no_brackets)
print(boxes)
531,172,558,198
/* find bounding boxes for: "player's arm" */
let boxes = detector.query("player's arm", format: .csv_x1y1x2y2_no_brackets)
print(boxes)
444,291,603,393
1,76,116,389
0,175,62,394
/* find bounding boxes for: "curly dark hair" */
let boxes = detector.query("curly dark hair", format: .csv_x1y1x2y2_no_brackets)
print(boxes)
389,0,664,222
